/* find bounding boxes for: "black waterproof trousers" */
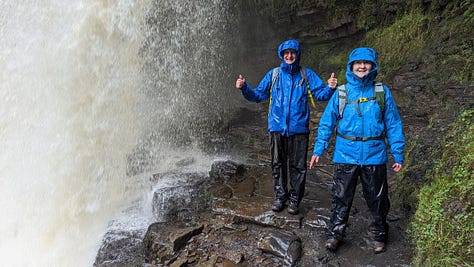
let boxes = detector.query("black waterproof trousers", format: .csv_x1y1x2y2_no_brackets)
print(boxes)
270,132,309,205
327,164,390,242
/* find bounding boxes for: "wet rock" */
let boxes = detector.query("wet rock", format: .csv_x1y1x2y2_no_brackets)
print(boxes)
209,160,245,182
94,229,144,267
219,257,241,267
221,250,244,264
214,198,289,228
258,230,302,266
172,225,205,251
207,183,233,199
150,172,210,223
142,223,174,264
142,222,204,264
195,255,218,266
169,258,187,267
175,157,195,167
304,212,329,229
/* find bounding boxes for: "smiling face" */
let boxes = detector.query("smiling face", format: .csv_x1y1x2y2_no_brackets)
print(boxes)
352,60,373,78
283,49,297,64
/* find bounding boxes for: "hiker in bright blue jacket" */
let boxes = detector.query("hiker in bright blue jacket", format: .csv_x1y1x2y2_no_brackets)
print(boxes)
235,39,337,215
309,47,405,253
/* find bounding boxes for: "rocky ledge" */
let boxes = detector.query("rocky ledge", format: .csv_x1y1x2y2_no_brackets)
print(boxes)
94,159,413,267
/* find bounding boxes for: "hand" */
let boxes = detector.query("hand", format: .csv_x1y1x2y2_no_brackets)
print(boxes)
309,156,319,169
328,72,337,89
236,74,246,89
392,163,402,173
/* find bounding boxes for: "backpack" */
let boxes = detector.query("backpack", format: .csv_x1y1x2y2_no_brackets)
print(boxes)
337,82,385,119
269,67,316,109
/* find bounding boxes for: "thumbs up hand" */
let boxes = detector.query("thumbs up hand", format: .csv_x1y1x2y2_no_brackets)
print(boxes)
328,72,337,89
236,74,246,89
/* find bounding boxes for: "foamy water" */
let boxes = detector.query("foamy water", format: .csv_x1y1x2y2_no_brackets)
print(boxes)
0,0,238,266
0,1,148,266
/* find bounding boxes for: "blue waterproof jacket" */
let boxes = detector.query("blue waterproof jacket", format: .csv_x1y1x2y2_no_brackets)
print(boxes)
312,47,405,164
240,40,334,136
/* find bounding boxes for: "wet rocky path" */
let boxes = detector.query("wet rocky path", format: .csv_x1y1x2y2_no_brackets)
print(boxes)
95,105,414,267
197,105,414,266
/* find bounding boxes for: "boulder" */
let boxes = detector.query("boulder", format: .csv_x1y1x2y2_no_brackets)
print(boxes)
258,230,302,267
142,222,204,264
209,160,245,183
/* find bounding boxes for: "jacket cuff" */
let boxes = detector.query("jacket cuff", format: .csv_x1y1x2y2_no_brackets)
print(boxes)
312,142,327,156
393,154,404,164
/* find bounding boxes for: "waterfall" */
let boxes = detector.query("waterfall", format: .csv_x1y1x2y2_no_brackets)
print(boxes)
0,0,237,266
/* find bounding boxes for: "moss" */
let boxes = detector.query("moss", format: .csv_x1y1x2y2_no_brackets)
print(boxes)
411,109,474,266
391,138,430,212
363,8,429,79
251,0,337,18
303,43,350,83
424,4,474,85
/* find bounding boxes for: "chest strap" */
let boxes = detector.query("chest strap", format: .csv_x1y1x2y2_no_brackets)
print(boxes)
337,131,385,141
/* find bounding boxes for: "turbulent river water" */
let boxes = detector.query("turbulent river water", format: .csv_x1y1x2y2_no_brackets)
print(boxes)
0,1,239,266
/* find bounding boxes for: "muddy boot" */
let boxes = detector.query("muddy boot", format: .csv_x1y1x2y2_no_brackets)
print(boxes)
287,201,299,215
272,199,285,212
325,238,340,251
373,241,386,254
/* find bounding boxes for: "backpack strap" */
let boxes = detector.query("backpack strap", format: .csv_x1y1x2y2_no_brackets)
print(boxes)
298,67,307,87
338,82,385,118
270,67,279,92
336,131,385,141
299,67,316,108
337,84,347,119
269,67,279,109
269,67,316,109
374,82,385,113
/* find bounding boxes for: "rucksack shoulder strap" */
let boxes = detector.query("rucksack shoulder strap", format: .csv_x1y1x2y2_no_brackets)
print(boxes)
299,67,307,87
374,82,385,112
270,66,316,109
337,84,347,119
269,67,279,110
270,67,279,92
300,67,316,108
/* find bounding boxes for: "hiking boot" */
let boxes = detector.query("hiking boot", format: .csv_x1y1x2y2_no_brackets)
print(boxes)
287,201,299,215
373,241,386,254
271,199,285,212
325,238,339,251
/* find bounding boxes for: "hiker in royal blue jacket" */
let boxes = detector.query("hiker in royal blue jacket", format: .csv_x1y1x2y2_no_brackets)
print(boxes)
309,47,405,253
235,39,337,215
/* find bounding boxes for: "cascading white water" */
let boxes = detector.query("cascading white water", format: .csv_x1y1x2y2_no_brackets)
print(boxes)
0,1,150,266
0,0,238,266
131,0,238,174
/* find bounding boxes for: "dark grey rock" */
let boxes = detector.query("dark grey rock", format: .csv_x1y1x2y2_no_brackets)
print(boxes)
258,230,302,267
142,222,203,264
209,160,245,182
94,229,144,267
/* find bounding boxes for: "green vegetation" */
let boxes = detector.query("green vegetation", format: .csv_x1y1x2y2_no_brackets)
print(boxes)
425,2,474,85
411,110,474,266
252,0,337,17
364,8,428,79
304,44,350,84
319,1,473,83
